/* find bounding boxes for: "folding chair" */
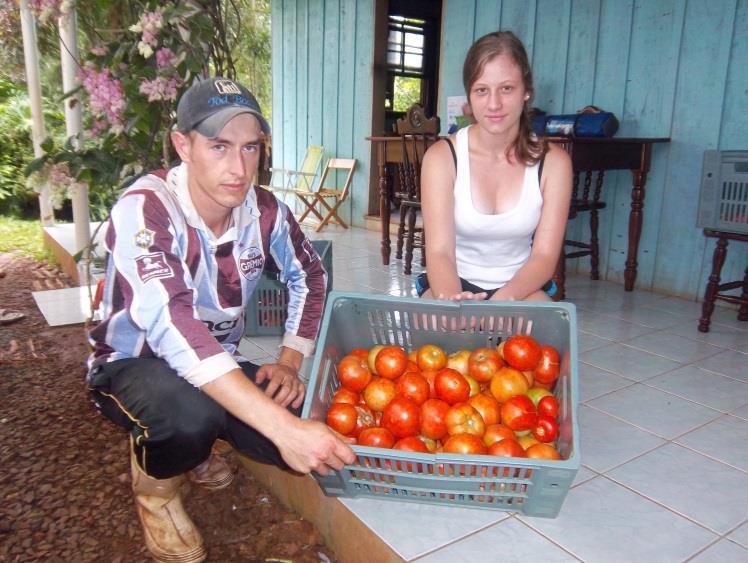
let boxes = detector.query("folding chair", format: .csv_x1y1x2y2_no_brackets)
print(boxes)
260,145,324,194
295,158,357,232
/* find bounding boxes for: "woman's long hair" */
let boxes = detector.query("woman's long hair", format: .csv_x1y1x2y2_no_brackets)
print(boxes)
463,31,544,165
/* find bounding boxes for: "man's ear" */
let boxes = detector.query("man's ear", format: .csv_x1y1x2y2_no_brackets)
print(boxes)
170,130,192,162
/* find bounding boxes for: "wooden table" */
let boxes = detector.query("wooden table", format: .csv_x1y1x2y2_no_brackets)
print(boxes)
547,136,669,291
368,135,670,292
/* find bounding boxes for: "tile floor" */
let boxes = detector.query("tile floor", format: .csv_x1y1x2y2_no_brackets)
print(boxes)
239,225,748,563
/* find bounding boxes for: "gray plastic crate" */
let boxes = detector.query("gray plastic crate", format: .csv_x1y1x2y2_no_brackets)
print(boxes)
301,292,580,518
697,150,748,234
244,240,333,336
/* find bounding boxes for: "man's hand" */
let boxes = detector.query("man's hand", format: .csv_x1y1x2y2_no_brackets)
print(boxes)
255,362,306,409
275,417,357,476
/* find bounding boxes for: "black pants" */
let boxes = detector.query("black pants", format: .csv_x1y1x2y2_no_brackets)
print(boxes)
88,358,299,479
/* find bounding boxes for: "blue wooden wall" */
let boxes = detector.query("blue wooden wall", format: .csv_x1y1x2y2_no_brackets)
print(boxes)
272,0,748,301
270,0,375,231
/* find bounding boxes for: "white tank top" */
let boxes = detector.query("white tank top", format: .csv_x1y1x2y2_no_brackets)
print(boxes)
453,126,543,289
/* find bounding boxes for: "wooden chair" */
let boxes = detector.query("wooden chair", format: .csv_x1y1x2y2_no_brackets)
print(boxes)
260,145,324,194
295,158,356,232
698,229,748,332
394,133,438,274
394,104,440,274
551,140,607,300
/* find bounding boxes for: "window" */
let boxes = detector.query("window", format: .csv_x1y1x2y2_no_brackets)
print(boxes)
385,15,425,112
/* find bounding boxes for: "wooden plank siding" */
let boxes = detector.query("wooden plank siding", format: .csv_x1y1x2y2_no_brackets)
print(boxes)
272,0,748,300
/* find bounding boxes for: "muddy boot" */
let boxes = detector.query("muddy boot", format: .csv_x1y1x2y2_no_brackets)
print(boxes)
188,440,234,491
131,452,206,563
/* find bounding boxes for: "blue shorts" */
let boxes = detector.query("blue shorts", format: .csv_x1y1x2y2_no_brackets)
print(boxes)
415,273,557,299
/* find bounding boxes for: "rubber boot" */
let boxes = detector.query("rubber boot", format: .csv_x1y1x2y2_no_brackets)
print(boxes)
188,440,234,491
131,452,207,563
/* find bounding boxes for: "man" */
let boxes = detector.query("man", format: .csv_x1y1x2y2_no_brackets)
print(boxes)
87,77,354,563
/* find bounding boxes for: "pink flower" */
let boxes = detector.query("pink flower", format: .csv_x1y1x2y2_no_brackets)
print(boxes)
78,63,125,133
155,47,177,69
139,77,179,103
90,45,108,56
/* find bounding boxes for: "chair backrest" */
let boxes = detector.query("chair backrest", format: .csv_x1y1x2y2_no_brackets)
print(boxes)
294,144,325,188
318,158,357,199
395,104,440,135
398,133,438,201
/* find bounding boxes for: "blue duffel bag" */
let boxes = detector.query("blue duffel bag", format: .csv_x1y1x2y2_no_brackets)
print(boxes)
532,106,619,138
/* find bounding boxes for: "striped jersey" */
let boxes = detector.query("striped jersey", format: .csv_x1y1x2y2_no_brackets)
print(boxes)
87,163,327,387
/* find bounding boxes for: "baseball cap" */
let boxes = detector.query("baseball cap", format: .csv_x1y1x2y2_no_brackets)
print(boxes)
176,77,271,138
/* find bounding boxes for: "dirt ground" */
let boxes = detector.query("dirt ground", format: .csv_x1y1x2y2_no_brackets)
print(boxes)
0,251,338,562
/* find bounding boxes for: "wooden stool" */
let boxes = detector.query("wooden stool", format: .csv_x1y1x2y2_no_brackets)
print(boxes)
698,229,748,332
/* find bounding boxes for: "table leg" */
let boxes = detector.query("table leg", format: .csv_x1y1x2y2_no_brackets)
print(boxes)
624,145,652,291
378,142,391,265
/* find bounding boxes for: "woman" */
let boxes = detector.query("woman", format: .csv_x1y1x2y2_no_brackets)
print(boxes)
418,31,571,302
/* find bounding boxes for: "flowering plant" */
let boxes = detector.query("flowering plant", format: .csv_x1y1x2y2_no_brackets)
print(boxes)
25,0,239,219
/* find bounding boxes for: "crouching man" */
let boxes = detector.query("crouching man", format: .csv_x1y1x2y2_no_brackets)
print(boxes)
86,77,354,562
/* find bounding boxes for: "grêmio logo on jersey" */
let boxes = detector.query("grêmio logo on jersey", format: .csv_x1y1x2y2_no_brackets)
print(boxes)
238,246,264,280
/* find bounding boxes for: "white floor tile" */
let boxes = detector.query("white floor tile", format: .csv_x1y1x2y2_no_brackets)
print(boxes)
339,496,507,561
728,521,748,548
416,517,579,562
578,406,665,472
695,349,748,382
688,539,748,562
675,414,748,472
607,443,748,533
587,384,722,439
520,477,716,563
624,331,724,364
580,342,682,381
646,365,748,412
578,362,633,403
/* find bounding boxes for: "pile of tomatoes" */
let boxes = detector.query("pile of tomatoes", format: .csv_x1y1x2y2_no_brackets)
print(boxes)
325,334,564,462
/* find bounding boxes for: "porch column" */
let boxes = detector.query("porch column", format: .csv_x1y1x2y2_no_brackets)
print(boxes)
59,7,91,264
19,0,54,226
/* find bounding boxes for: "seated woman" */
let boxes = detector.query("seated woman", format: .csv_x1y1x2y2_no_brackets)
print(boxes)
418,31,572,302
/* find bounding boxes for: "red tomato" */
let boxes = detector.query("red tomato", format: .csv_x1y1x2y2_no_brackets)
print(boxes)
434,367,470,405
381,397,421,438
348,348,370,360
421,369,438,399
468,393,501,427
500,395,537,432
534,345,561,385
395,371,430,405
526,443,562,460
416,344,448,371
367,345,385,374
503,335,542,371
337,355,372,393
393,435,429,452
468,347,502,383
483,423,516,447
358,427,395,448
332,387,360,405
374,345,409,380
443,433,488,455
489,366,530,403
445,402,486,437
420,398,450,440
526,387,554,406
362,377,396,412
531,414,559,443
488,438,527,458
325,403,358,436
393,436,429,472
352,404,377,438
537,395,560,418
